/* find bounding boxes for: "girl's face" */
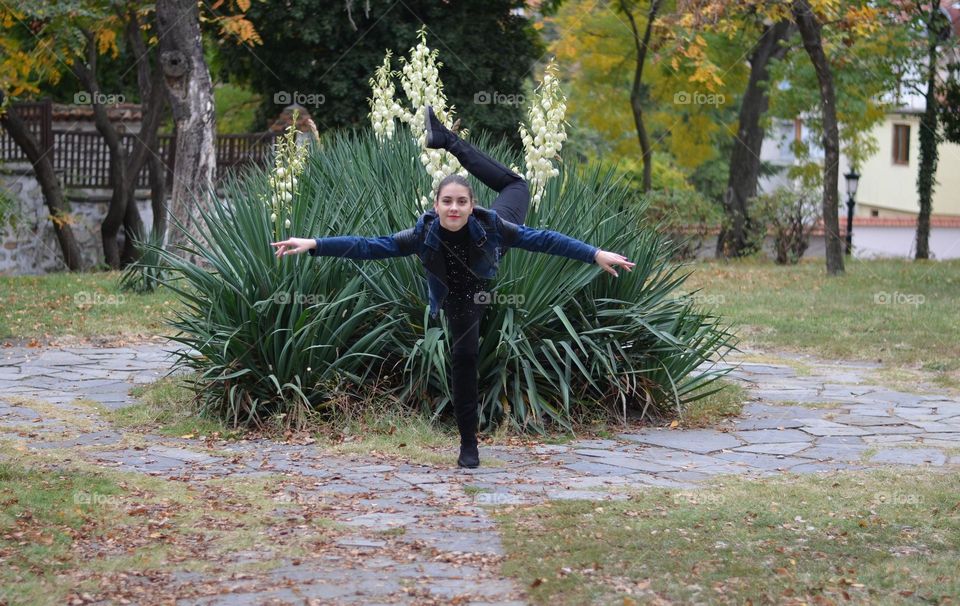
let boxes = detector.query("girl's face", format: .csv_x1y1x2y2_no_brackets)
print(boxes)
434,183,474,231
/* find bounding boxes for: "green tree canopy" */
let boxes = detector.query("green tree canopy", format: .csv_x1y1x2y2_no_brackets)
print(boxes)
215,0,544,145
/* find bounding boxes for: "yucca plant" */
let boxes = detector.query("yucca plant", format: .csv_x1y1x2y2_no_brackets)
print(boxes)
147,124,735,434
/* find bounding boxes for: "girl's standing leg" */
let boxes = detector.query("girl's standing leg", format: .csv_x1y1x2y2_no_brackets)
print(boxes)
444,299,484,467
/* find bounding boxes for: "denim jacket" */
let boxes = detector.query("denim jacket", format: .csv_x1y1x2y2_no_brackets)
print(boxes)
308,206,599,318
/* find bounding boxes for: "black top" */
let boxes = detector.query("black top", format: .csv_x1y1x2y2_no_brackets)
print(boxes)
438,224,487,309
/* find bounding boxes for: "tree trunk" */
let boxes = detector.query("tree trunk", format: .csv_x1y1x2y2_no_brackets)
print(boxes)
621,0,661,193
0,93,84,271
716,20,794,258
792,0,844,275
72,31,140,270
915,11,940,260
156,0,217,263
121,7,169,265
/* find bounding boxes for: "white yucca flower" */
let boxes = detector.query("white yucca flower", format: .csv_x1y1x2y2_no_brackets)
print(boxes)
264,110,309,234
367,51,404,141
520,61,567,210
371,29,506,195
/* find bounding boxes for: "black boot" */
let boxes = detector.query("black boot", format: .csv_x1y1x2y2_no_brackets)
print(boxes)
424,106,456,150
456,413,480,468
457,434,480,468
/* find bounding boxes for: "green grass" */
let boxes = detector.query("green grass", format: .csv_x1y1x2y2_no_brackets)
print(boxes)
492,468,960,606
111,373,242,440
681,258,960,367
677,380,746,428
0,271,179,341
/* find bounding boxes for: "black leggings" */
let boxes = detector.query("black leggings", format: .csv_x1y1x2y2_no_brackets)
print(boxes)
441,138,529,441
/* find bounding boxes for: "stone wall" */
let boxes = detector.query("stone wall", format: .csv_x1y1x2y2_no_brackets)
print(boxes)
0,165,156,275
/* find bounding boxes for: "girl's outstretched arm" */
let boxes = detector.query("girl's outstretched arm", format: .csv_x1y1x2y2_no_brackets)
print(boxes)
271,228,417,260
499,220,635,277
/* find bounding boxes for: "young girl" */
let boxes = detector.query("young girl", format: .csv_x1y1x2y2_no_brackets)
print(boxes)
271,106,635,468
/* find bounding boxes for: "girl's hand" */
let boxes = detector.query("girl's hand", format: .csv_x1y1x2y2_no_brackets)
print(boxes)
594,250,636,277
270,237,316,258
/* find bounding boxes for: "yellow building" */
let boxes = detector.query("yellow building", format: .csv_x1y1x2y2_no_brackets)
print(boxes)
848,111,960,218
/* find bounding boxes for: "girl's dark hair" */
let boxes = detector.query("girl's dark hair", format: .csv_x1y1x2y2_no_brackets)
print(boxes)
435,174,475,203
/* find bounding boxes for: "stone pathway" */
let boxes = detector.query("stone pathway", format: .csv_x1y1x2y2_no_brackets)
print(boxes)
2,343,959,604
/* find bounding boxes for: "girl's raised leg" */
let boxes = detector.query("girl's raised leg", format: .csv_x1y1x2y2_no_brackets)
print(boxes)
425,107,529,226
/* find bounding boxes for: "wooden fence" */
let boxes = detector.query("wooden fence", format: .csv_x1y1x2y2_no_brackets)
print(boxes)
0,99,278,190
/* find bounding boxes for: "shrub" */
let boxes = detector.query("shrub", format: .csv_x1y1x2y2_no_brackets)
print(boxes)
751,187,822,265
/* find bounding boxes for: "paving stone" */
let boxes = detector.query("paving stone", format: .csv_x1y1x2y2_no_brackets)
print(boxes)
731,417,806,430
335,536,388,548
395,472,448,485
631,447,728,469
531,444,569,454
146,446,222,464
351,463,396,473
814,435,867,445
798,420,870,436
29,430,123,449
586,454,675,473
866,424,925,435
796,443,869,462
906,421,960,433
734,429,813,444
863,435,919,444
400,528,504,555
734,442,812,456
917,436,960,448
830,414,909,426
618,429,743,453
869,448,947,466
562,460,638,476
712,451,809,471
569,438,621,449
342,512,419,528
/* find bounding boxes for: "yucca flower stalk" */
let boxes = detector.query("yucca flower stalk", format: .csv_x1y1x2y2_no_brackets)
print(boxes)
265,110,309,236
396,27,467,194
368,51,404,142
520,60,568,210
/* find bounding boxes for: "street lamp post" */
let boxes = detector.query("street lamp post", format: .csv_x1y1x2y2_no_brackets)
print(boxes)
844,170,860,256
